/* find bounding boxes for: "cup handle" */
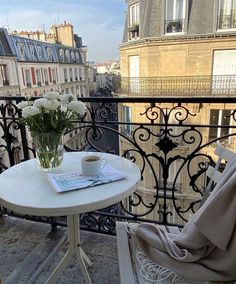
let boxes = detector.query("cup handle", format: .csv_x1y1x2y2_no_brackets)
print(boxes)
101,158,107,169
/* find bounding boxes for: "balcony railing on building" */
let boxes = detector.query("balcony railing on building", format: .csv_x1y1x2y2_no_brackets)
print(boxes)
3,79,9,86
128,24,139,40
217,13,236,30
114,75,236,97
165,19,185,33
1,95,236,235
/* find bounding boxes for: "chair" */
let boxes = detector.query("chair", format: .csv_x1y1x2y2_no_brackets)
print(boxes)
116,145,236,284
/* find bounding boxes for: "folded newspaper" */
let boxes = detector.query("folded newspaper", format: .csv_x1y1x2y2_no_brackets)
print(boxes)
47,164,128,193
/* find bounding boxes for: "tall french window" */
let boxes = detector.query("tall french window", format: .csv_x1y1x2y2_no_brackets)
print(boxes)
165,0,186,33
218,0,236,30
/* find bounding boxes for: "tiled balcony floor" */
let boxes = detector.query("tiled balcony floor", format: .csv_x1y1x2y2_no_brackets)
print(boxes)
0,216,120,284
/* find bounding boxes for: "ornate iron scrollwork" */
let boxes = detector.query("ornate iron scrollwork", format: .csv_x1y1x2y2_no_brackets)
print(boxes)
1,96,236,233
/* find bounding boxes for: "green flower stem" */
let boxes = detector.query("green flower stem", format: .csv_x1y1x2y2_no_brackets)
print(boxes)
32,131,63,171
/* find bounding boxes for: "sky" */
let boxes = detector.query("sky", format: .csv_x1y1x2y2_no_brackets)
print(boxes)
0,0,126,62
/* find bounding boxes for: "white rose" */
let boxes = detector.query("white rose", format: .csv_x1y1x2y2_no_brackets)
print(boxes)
33,98,48,108
61,93,76,105
22,106,40,118
68,101,86,115
43,99,60,110
43,92,61,100
17,101,29,109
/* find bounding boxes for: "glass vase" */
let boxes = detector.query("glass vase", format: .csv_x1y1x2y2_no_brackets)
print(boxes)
32,131,64,172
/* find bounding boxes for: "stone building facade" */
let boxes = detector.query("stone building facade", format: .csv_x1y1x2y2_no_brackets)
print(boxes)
0,23,89,167
0,22,88,98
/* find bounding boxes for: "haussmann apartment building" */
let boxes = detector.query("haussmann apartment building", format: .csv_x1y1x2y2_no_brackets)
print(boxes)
117,0,236,223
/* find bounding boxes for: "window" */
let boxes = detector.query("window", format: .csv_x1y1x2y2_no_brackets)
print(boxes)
123,106,132,135
64,68,68,82
0,64,9,86
44,69,49,84
25,70,31,87
75,51,79,60
80,85,83,96
129,55,139,92
129,3,139,40
18,43,26,60
47,47,53,61
29,45,36,57
65,50,70,62
37,46,42,58
218,0,236,29
74,68,78,80
129,3,139,27
52,69,57,83
59,49,64,61
69,68,73,81
209,109,232,141
212,50,236,94
36,69,41,85
165,0,186,33
79,68,83,80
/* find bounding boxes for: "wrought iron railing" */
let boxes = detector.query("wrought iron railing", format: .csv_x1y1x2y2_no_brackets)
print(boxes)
128,24,139,40
1,95,236,234
114,75,236,97
165,18,185,33
217,14,236,30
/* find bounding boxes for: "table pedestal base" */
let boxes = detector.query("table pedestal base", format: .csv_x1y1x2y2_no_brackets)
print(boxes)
46,214,92,284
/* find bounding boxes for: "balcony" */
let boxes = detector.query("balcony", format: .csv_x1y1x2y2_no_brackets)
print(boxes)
217,14,236,30
0,95,236,282
128,24,139,40
3,79,9,86
114,75,236,97
165,19,185,34
0,216,119,283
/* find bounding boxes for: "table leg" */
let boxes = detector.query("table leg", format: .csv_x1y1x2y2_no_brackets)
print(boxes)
46,214,92,284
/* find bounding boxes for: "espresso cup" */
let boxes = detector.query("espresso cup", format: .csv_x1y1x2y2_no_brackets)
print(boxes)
81,155,107,176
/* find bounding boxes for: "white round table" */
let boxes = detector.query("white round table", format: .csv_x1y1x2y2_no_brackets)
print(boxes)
0,152,141,284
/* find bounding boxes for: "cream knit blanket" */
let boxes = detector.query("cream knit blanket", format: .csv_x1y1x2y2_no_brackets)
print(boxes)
134,156,236,282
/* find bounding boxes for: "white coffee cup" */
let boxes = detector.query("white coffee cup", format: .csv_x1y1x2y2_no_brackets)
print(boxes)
81,155,107,176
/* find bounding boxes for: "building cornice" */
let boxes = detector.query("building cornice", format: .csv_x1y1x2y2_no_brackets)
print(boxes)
120,32,236,49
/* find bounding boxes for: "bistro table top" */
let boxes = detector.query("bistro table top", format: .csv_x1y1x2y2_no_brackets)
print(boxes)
0,152,141,217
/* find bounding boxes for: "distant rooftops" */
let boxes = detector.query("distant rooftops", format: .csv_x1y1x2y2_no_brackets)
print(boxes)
10,21,84,49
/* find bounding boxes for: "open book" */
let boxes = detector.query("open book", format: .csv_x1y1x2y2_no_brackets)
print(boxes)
47,164,128,193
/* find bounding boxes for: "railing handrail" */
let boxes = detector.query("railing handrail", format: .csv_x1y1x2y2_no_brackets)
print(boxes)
117,75,236,80
2,95,236,104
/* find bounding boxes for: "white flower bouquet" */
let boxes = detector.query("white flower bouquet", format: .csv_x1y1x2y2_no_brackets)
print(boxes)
18,92,87,171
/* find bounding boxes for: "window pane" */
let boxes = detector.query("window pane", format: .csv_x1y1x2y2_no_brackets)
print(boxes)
129,4,139,26
167,0,174,20
221,110,231,136
176,0,184,19
166,0,184,20
209,110,219,140
220,0,235,15
124,106,132,134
